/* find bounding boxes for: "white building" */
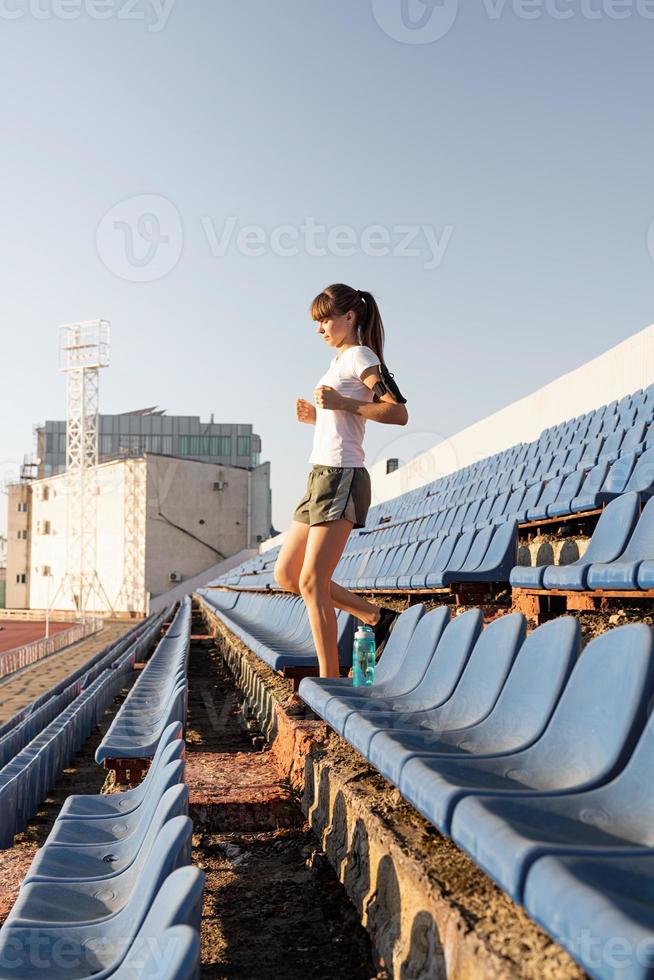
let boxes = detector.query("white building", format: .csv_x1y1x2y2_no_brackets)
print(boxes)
6,454,271,615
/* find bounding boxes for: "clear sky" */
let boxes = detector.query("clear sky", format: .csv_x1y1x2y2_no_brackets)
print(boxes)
1,0,653,535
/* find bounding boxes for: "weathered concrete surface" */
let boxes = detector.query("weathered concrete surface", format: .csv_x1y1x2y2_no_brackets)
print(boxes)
304,735,584,980
186,750,300,832
198,598,584,980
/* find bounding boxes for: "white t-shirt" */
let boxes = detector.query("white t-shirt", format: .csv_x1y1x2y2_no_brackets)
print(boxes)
309,345,380,467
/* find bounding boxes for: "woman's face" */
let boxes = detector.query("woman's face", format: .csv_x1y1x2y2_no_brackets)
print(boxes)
315,311,355,348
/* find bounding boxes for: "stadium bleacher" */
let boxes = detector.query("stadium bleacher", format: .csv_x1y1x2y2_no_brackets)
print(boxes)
0,611,168,848
4,381,654,978
198,384,654,980
0,599,203,979
95,598,191,765
204,384,654,601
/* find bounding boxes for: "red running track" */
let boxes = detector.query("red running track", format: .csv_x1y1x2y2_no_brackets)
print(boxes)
0,621,73,654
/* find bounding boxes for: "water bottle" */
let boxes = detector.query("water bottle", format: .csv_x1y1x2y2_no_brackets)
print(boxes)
352,625,376,687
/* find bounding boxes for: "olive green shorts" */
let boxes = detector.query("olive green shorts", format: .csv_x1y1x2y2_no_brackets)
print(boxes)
293,465,371,529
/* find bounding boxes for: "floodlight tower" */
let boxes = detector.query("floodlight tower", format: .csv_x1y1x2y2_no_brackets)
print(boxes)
58,320,113,616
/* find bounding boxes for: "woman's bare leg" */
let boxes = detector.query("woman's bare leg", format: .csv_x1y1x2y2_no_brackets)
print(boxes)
299,519,356,677
274,520,381,625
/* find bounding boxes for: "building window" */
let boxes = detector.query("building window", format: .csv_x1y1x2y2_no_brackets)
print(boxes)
100,434,114,456
17,529,27,540
16,573,26,584
179,435,231,457
41,485,49,501
237,435,250,457
179,435,198,456
17,502,28,513
251,452,260,467
145,435,161,453
213,435,231,456
119,435,145,454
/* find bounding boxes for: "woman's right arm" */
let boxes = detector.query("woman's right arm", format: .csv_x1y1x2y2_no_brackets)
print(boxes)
296,398,316,425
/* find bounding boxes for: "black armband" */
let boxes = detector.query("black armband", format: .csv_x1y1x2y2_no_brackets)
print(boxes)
374,363,407,404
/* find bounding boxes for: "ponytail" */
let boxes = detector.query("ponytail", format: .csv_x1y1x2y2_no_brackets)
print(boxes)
310,283,386,364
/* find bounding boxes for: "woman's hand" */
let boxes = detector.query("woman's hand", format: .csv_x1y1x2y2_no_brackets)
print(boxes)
314,385,347,411
296,397,317,425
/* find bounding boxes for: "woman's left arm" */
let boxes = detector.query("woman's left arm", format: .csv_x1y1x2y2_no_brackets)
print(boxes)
314,368,408,426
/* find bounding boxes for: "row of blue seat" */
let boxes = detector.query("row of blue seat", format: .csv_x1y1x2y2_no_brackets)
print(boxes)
370,385,654,525
0,613,167,772
95,598,192,765
0,612,167,745
0,609,179,848
220,464,654,597
213,442,654,594
0,722,202,978
336,521,518,590
512,491,654,591
0,666,127,849
299,604,654,980
197,590,353,671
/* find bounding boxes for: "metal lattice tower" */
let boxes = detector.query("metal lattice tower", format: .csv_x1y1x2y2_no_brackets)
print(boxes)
56,320,114,616
116,456,147,615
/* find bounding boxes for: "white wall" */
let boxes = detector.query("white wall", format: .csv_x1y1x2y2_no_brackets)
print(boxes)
250,461,272,546
6,484,31,608
144,455,251,597
28,461,127,613
369,322,654,505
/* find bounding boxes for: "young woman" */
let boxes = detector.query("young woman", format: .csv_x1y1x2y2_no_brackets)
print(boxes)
274,283,409,678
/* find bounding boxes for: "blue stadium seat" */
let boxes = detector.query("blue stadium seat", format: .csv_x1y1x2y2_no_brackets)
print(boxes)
95,599,191,764
298,603,425,718
325,609,482,741
571,455,637,513
317,606,455,734
443,521,517,584
524,854,654,980
542,493,640,590
23,782,188,885
399,623,653,834
367,617,578,784
0,862,203,979
546,469,586,518
57,727,184,821
45,758,185,847
7,813,192,928
451,699,654,902
624,446,654,496
112,923,201,979
586,496,654,590
407,533,457,589
199,591,353,671
525,475,565,521
344,613,524,773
